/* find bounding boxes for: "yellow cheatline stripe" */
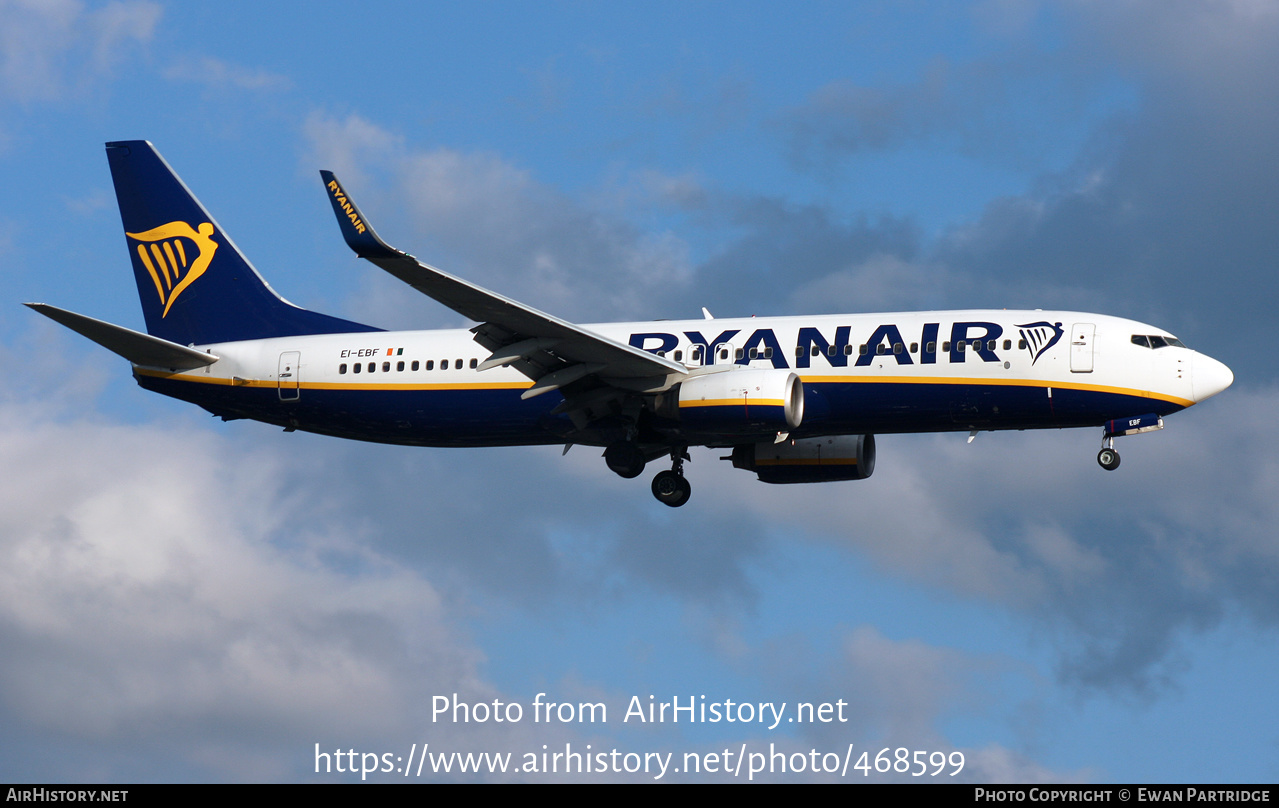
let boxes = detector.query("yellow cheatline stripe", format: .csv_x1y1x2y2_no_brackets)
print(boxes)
680,398,786,408
756,458,858,466
133,368,1191,408
798,374,1194,408
133,367,531,391
302,380,531,391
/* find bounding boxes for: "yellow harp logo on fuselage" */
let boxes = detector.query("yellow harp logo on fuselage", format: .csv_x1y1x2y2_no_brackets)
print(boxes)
126,221,218,317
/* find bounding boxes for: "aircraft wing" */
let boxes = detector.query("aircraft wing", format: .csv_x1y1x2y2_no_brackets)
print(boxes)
320,171,686,397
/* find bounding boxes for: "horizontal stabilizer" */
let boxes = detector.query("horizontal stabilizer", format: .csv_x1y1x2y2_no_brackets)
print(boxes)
26,303,219,370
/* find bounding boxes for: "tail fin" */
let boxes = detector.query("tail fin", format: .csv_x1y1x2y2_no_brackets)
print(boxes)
106,140,380,344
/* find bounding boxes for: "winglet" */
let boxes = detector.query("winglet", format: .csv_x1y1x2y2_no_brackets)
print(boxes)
319,170,405,261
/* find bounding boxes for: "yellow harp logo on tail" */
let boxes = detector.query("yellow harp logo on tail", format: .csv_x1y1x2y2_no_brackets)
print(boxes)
126,221,218,317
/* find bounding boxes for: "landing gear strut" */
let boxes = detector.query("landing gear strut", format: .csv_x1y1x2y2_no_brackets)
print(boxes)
1097,437,1120,471
651,447,692,507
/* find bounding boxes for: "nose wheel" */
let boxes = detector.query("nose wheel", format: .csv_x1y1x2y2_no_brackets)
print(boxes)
1097,437,1120,471
651,447,692,507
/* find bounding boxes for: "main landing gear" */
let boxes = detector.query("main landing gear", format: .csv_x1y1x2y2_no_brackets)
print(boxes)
1097,437,1121,471
651,447,692,508
603,440,693,506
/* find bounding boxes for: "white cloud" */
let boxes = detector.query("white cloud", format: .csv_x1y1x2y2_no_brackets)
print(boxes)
0,0,160,103
301,112,693,327
0,392,499,778
163,56,292,93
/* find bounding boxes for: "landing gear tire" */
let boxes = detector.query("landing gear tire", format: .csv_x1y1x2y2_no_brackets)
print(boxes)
652,469,692,507
1097,447,1121,471
604,440,647,479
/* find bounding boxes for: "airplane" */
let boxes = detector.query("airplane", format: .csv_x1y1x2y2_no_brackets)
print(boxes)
27,141,1234,507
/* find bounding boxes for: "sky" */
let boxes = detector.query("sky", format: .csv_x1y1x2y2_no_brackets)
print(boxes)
1,0,1277,783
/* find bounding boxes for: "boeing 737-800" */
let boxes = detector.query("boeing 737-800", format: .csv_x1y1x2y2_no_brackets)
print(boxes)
28,141,1234,507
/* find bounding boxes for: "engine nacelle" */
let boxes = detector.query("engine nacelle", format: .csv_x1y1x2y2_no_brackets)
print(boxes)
673,369,804,436
731,434,876,484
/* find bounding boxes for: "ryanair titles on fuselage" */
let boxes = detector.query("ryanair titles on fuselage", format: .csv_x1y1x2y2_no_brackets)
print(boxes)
626,318,1064,368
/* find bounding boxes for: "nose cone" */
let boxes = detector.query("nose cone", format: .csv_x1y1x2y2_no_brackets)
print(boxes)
1193,353,1234,402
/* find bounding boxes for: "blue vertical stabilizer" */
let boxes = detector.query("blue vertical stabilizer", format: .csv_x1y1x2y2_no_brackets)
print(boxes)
106,140,380,344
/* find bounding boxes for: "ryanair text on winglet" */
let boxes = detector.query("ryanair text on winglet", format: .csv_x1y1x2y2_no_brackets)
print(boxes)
327,180,367,234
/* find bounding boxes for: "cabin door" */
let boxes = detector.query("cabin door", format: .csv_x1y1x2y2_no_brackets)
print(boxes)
278,351,300,400
1070,324,1095,373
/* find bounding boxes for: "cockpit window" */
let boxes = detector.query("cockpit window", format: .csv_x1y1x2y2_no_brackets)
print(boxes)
1132,334,1187,350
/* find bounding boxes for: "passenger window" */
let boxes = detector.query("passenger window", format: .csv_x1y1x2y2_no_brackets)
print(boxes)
735,348,744,359
910,343,918,353
656,350,666,358
470,358,478,369
339,363,347,374
827,345,837,356
926,341,936,353
411,360,419,371
810,346,818,357
383,361,391,372
859,344,868,355
426,360,434,370
353,363,361,374
957,342,965,353
988,340,997,351
893,343,903,354
795,346,805,358
691,348,702,361
397,361,405,372
721,350,729,360
368,362,376,373
1003,339,1011,350
942,341,951,352
455,359,463,369
764,347,773,358
843,344,853,356
748,348,758,359
876,344,886,355
1019,339,1027,350
674,350,682,361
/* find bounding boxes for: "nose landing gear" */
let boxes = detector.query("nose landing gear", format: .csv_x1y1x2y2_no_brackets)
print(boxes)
1097,437,1120,471
651,447,692,507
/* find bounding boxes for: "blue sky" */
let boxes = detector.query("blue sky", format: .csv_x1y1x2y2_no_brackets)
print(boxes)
2,0,1277,783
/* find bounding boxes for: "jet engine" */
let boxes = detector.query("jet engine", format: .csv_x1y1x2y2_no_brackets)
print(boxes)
731,434,876,484
670,369,804,437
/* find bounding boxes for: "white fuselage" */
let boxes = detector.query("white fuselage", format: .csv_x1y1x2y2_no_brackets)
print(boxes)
134,309,1232,448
